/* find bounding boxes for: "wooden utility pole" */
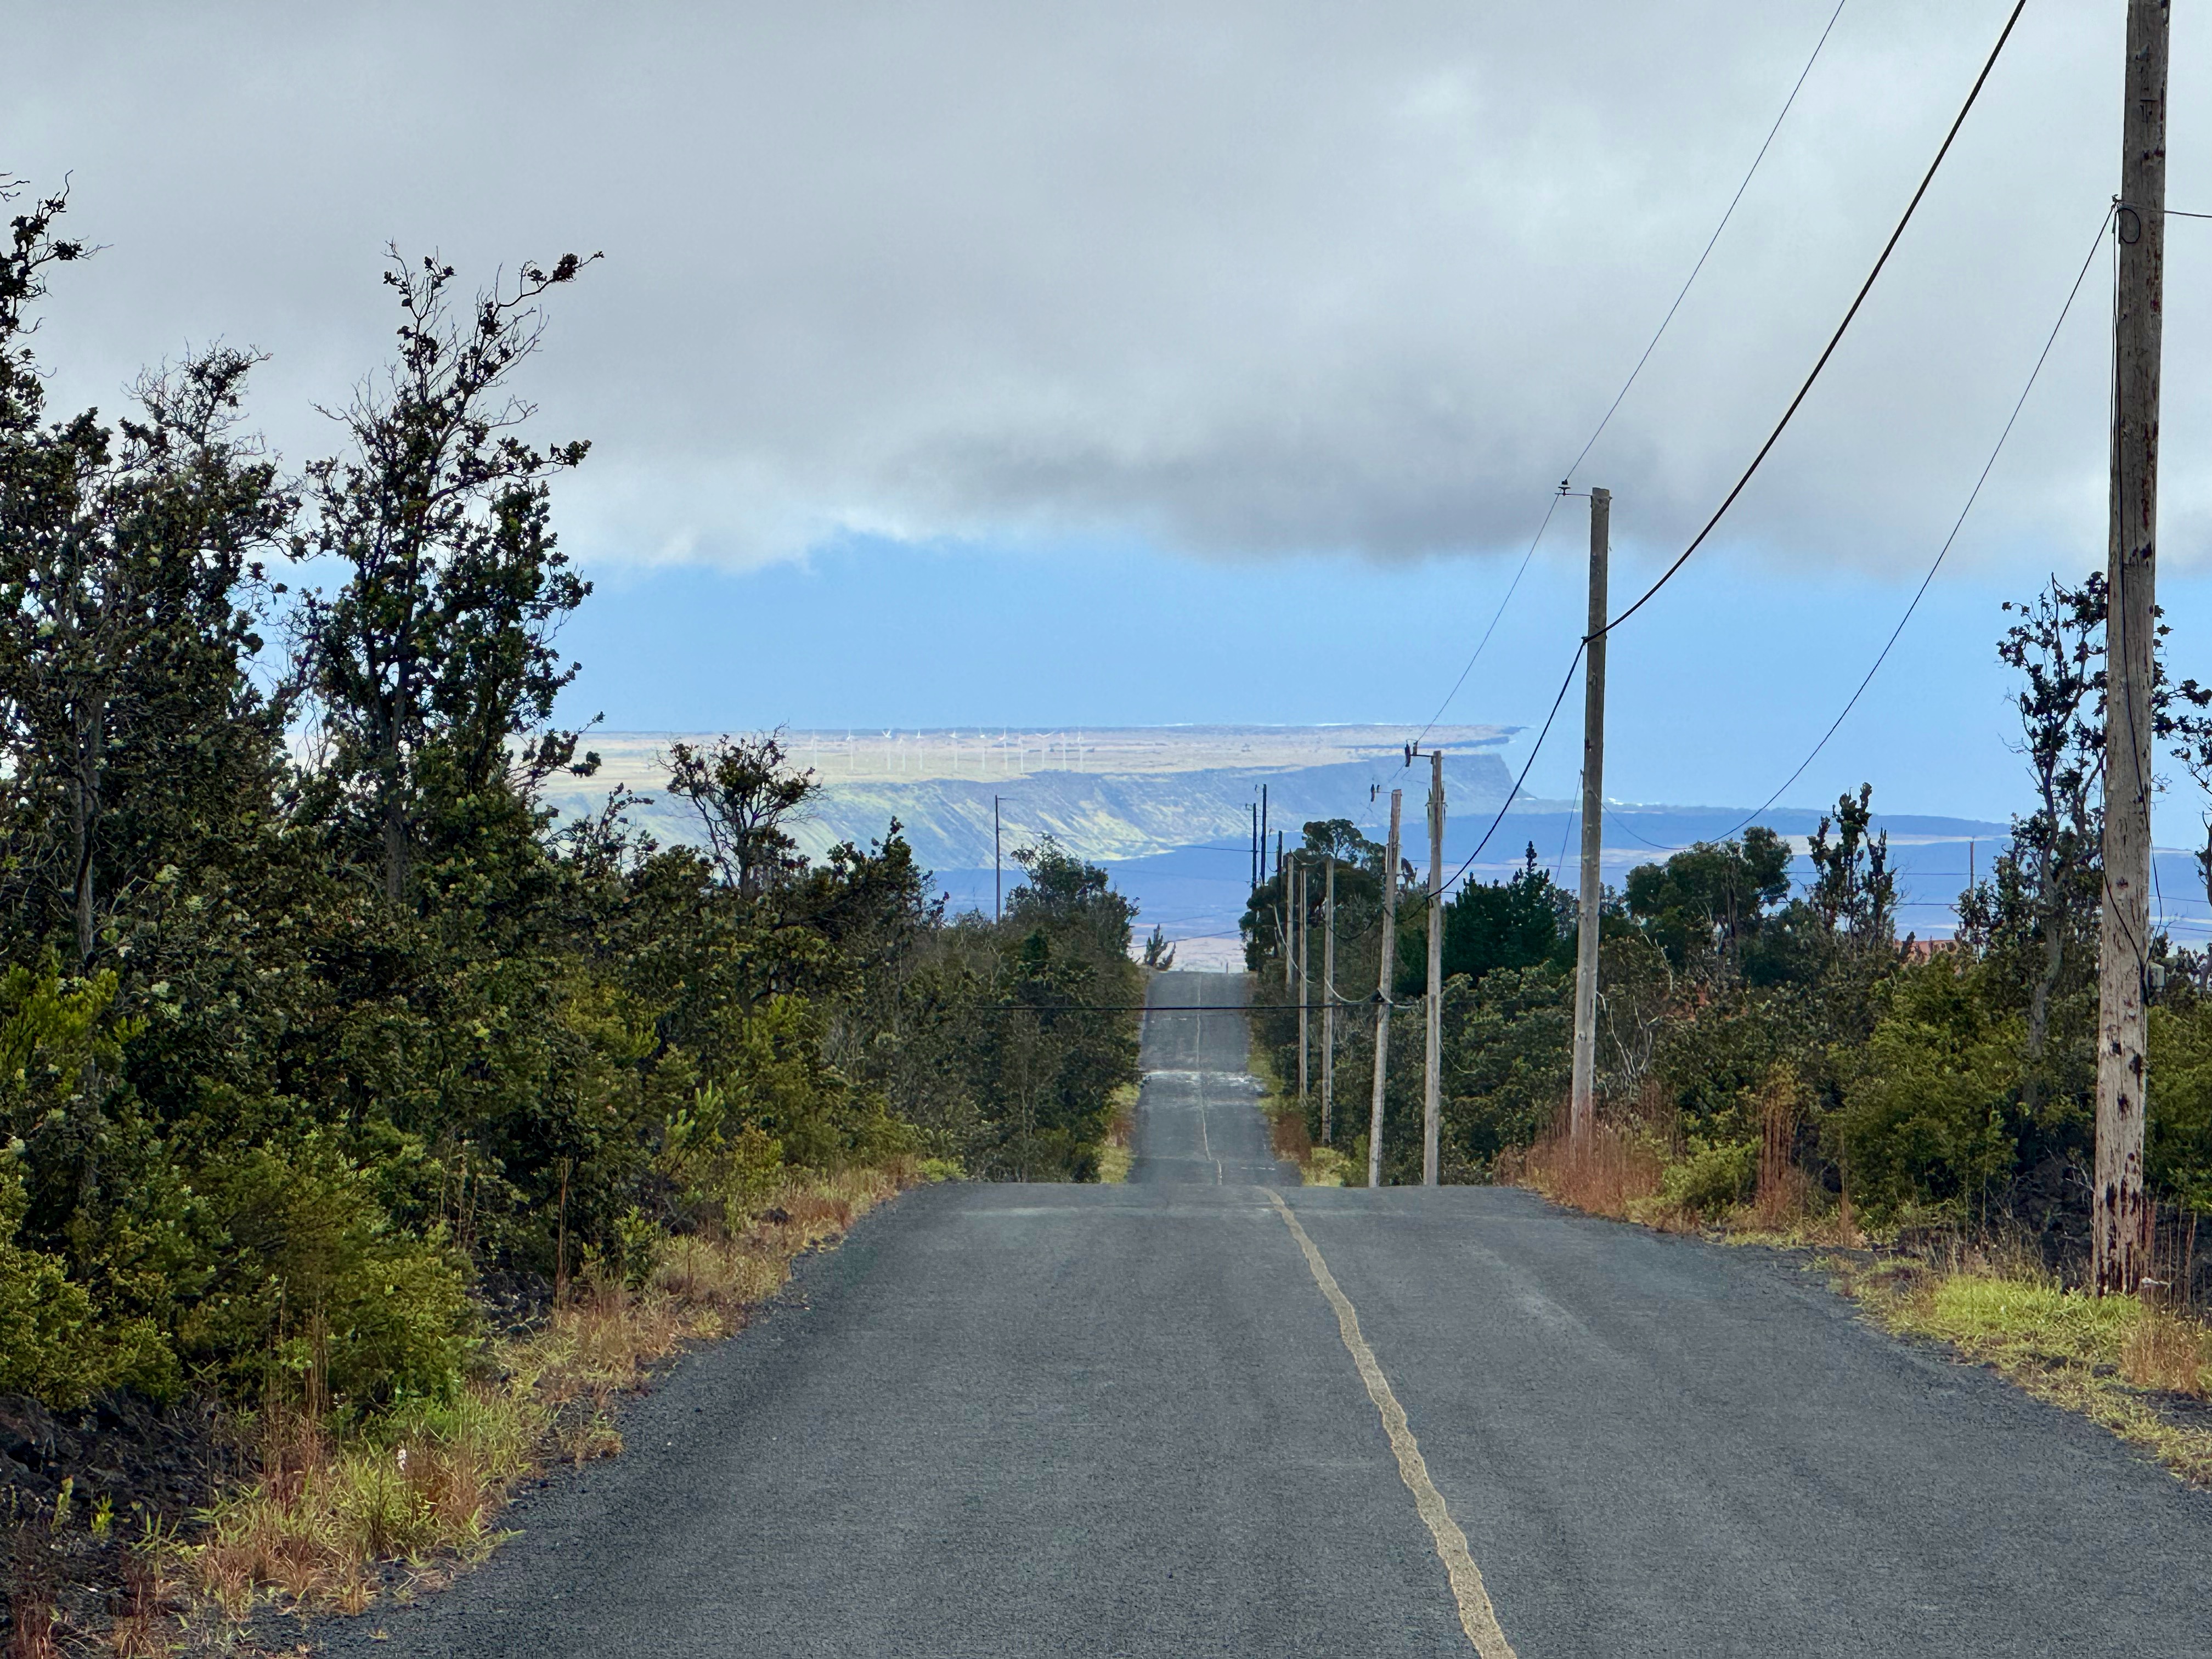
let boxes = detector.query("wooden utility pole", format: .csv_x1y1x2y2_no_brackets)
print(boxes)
994,795,1003,922
1570,488,1610,1148
1322,856,1338,1143
1368,789,1403,1187
1295,856,1311,1102
1277,832,1289,992
1261,786,1271,883
2096,0,2168,1297
1423,751,1446,1185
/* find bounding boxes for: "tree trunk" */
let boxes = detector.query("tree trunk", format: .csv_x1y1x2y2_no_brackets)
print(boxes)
69,699,102,968
382,785,409,905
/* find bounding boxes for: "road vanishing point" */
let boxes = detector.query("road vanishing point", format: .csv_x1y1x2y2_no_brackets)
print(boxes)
330,971,2211,1657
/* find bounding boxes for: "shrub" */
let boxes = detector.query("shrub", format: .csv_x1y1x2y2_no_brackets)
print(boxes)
2147,1003,2212,1213
1837,956,2019,1227
178,1139,472,1407
1659,1137,1757,1219
0,1156,170,1404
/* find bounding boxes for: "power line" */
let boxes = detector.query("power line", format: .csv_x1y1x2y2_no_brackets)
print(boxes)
1419,0,2027,901
1412,0,1849,746
1551,778,1579,881
1440,644,1587,895
1562,0,1850,487
1414,490,1561,746
1603,807,1679,851
1713,199,2115,841
1598,0,2027,642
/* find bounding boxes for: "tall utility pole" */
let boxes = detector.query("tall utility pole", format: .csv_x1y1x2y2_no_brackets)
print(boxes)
994,795,1003,922
1251,803,1259,890
1423,750,1446,1186
1322,856,1338,1143
1369,789,1403,1188
1295,855,1311,1102
2096,0,2169,1297
1570,488,1610,1149
1277,833,1290,991
1261,785,1271,884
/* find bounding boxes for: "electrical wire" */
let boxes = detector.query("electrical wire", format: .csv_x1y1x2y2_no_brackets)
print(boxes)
1414,491,1561,746
1604,808,1680,851
1598,0,2027,642
1439,644,1587,895
1713,199,2115,842
1412,0,1850,747
1410,0,2023,906
1551,778,1579,881
1563,0,1850,487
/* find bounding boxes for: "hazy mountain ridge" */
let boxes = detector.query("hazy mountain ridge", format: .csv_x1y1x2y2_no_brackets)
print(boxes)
543,752,1519,871
541,727,1517,870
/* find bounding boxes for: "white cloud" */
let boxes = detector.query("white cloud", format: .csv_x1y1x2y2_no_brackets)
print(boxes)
8,0,2199,573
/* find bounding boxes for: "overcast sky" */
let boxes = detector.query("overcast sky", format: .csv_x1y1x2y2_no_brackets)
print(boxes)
10,1,2212,824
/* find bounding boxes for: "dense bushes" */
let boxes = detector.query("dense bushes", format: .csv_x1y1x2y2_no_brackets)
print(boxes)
0,184,1137,1413
1244,661,2212,1255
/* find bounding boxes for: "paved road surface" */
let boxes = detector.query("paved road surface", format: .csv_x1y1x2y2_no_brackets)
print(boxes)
328,971,2212,1657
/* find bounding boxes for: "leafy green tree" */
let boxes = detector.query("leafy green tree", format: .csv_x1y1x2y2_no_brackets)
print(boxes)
1441,844,1573,985
1437,964,1571,1172
663,729,822,896
1806,785,1897,950
1624,828,1790,975
0,181,1155,1420
1957,574,2106,1117
294,247,599,905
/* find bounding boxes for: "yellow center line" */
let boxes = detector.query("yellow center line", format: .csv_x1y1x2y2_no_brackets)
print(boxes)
1263,1189,1518,1659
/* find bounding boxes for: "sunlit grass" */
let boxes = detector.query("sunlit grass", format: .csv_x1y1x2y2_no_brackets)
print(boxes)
1096,1083,1138,1183
1834,1254,2212,1486
1506,1116,2212,1489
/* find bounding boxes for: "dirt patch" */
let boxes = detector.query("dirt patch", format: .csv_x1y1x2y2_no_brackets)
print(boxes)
3,1390,247,1651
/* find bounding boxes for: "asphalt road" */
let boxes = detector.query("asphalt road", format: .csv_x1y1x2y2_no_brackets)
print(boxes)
326,970,2212,1657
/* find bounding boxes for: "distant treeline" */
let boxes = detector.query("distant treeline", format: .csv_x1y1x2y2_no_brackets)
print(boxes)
0,184,1138,1412
1244,574,2212,1261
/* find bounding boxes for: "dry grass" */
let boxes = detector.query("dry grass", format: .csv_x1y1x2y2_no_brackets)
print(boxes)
1096,1084,1138,1184
1245,1048,1348,1185
1504,1118,1673,1224
1830,1250,2212,1485
1503,1090,1863,1247
156,1158,927,1647
2125,1302,2212,1394
1500,1096,2212,1488
5,1591,60,1659
1267,1090,1312,1166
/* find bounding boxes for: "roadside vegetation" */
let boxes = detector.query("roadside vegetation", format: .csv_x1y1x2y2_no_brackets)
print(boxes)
1834,1247,2212,1483
0,182,1139,1650
1094,1084,1138,1184
1242,572,2212,1477
1248,1049,1351,1186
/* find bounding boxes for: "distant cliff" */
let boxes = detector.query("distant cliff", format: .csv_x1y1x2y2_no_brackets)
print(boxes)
540,737,1517,872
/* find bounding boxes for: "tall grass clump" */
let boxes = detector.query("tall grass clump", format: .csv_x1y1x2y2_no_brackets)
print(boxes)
183,1159,927,1629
